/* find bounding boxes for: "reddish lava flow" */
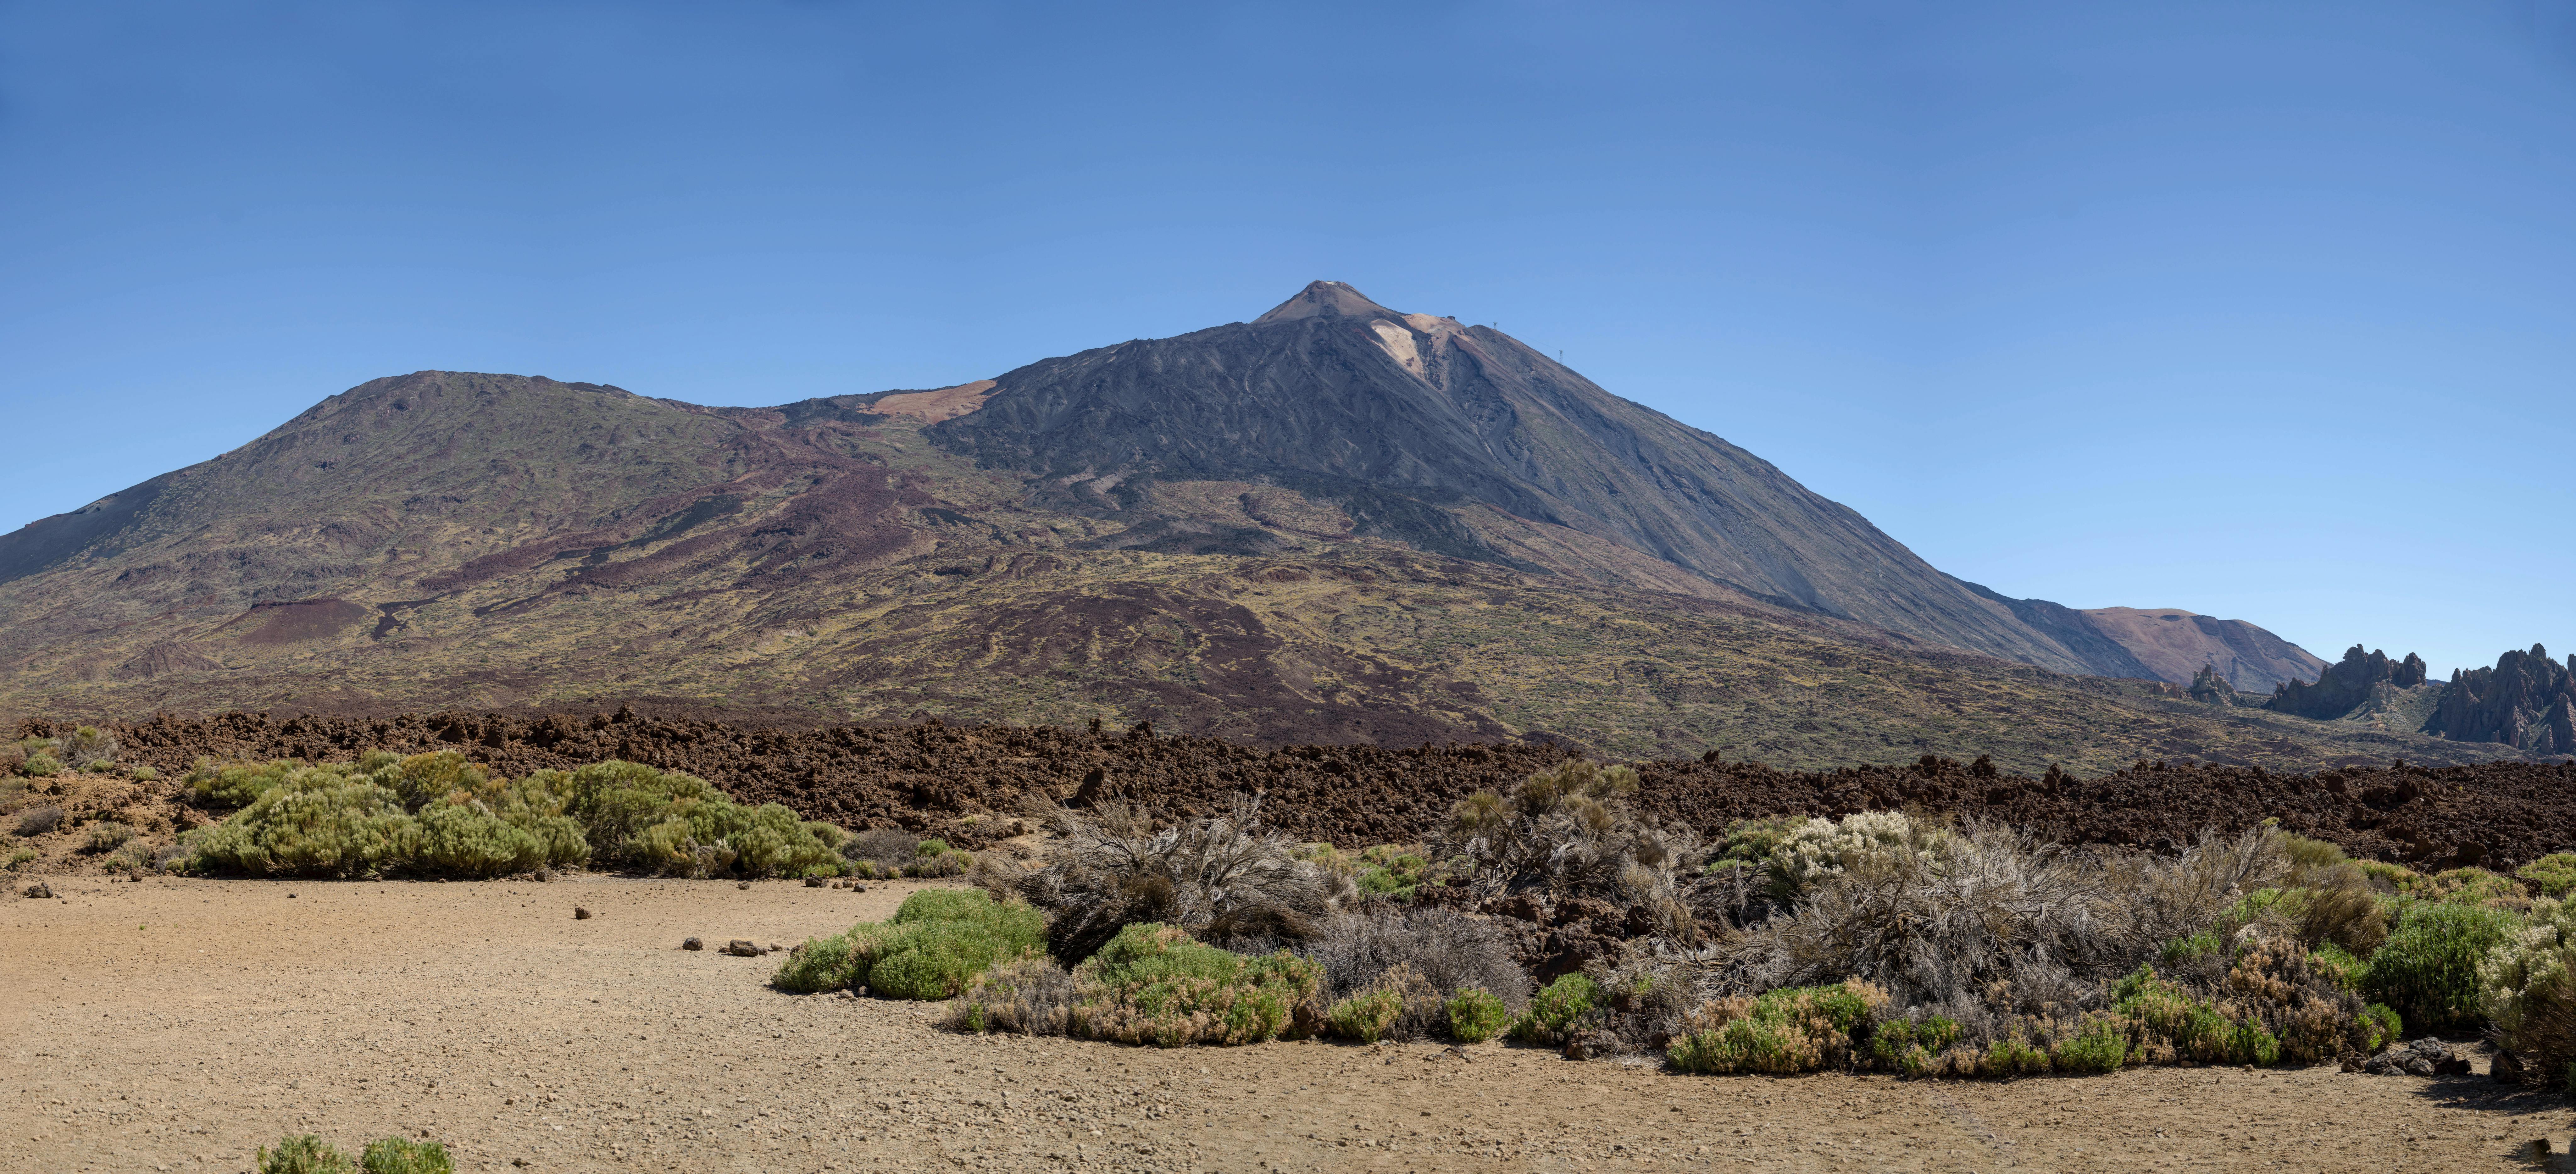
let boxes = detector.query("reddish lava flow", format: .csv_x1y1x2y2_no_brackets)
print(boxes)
36,709,2576,867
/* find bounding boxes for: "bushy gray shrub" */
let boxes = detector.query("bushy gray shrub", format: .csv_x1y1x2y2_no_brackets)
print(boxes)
1298,905,1529,1040
1708,822,2280,1015
1433,760,1704,941
1013,796,1349,961
842,826,922,870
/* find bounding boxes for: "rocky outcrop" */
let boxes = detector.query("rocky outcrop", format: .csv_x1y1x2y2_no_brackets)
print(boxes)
2427,645,2576,756
2268,645,2430,720
2189,664,2238,705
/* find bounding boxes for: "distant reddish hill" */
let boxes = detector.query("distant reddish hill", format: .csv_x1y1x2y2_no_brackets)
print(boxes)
2074,607,2328,691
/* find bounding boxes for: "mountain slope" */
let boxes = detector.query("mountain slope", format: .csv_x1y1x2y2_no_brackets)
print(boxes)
929,282,2132,675
0,285,2424,771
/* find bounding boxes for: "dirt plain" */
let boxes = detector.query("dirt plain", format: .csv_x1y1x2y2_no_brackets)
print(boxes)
6,874,2574,1174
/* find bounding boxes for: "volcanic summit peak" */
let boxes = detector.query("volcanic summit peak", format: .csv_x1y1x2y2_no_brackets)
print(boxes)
1253,280,1404,324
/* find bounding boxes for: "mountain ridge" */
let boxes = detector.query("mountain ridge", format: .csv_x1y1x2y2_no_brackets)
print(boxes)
0,284,2457,773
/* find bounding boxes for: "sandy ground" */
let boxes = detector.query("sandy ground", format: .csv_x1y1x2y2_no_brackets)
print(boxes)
5,874,2573,1174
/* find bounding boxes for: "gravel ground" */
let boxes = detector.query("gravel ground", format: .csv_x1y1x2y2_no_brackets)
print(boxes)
5,873,2573,1173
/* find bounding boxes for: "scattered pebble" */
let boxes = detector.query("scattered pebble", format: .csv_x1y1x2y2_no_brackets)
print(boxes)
574,906,592,920
681,937,704,951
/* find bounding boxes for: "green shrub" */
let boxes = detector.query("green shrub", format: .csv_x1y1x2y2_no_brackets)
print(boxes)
2230,1019,2282,1066
2521,854,2576,900
2050,1013,2130,1074
779,889,1046,999
1665,981,1887,1075
2423,867,2526,908
906,848,972,878
4,848,34,870
2111,967,2234,1063
1352,844,1441,900
258,1135,352,1174
1445,987,1511,1043
410,801,546,877
772,931,862,993
1709,815,1804,868
1064,923,1324,1047
2160,929,2222,963
2361,1003,2402,1053
84,758,118,774
1865,1013,1962,1075
2367,900,2517,1031
2312,943,2371,992
358,1137,453,1174
184,756,837,880
191,774,415,878
1509,974,1602,1045
131,765,159,782
190,759,302,807
1669,1013,1820,1074
22,753,61,778
2479,895,2576,1082
83,821,136,853
1325,989,1406,1042
1978,1034,2050,1077
2355,860,2422,890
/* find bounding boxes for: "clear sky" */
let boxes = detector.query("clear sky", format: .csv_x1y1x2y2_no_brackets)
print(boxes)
3,2,2568,679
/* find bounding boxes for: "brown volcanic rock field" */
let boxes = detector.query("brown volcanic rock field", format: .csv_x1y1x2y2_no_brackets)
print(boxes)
50,709,2576,868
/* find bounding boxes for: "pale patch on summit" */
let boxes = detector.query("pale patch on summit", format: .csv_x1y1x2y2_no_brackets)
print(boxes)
1368,319,1424,375
869,379,998,423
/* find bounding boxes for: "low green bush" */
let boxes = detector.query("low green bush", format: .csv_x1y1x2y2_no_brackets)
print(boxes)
2421,867,2526,908
772,931,862,993
409,802,547,877
1865,1013,1963,1076
131,765,160,782
774,889,1045,1000
1445,987,1511,1043
358,1138,453,1174
21,753,61,778
258,1135,351,1174
190,759,301,807
255,1134,451,1174
906,847,973,878
1354,845,1442,900
2520,854,2576,900
2362,1003,2403,1051
2312,942,2371,991
1666,981,1885,1075
1064,923,1324,1047
4,848,34,870
2367,900,2517,1031
191,774,415,878
1325,989,1405,1042
1509,973,1602,1045
1978,1034,2051,1077
83,821,136,853
2111,967,2241,1064
187,756,841,879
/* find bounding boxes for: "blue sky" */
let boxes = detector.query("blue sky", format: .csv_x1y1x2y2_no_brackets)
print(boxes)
2,1,2568,679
